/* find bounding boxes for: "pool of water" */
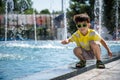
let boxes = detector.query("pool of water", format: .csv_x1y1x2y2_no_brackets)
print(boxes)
0,40,120,80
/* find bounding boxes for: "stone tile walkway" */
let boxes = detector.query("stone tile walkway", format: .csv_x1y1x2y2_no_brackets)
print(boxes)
67,59,120,80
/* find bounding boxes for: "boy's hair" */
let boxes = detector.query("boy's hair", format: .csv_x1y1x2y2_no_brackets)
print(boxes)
73,13,90,23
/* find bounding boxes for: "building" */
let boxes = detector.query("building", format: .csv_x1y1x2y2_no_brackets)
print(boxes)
0,13,67,40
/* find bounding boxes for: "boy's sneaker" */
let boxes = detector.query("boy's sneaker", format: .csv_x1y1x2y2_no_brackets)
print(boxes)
76,60,86,68
96,60,105,69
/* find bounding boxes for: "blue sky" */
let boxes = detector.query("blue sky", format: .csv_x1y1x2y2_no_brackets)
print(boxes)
31,0,69,12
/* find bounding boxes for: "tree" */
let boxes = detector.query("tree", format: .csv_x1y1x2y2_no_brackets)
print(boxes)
0,0,33,14
104,0,120,34
89,0,95,20
0,0,5,14
40,9,50,14
14,0,33,13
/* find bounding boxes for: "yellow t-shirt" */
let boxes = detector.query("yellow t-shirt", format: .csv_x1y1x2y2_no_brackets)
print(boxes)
69,29,101,50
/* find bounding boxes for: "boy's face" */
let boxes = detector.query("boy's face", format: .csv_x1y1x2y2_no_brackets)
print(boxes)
76,21,90,34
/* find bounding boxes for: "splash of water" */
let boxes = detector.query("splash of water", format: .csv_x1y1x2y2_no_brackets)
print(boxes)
94,0,103,35
94,0,113,40
115,0,119,40
0,53,26,60
63,0,67,39
0,41,67,49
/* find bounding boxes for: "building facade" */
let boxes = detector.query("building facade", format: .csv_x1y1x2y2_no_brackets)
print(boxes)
0,14,67,41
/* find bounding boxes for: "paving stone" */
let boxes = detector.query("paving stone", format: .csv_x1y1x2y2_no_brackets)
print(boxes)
67,59,120,80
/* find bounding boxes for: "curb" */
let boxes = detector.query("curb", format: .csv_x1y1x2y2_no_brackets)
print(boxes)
51,54,120,80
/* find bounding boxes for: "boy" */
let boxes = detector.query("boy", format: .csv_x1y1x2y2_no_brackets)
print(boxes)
61,13,112,68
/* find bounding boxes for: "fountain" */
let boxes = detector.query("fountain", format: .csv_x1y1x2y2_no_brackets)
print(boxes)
33,10,37,41
94,0,113,40
3,0,31,41
115,0,119,40
4,0,14,41
94,0,102,35
0,41,120,80
0,0,120,80
63,0,67,39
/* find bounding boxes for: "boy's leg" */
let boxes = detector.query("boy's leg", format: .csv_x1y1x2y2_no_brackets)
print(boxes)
89,41,105,68
73,47,86,68
73,47,85,60
89,41,101,60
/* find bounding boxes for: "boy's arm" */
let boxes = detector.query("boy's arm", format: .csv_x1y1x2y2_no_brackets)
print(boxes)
61,39,71,44
100,38,112,57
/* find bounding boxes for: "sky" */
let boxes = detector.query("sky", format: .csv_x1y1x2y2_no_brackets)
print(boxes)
31,0,69,12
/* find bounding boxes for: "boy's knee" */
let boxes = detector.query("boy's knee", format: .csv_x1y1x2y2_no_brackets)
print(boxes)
73,47,82,54
89,41,100,49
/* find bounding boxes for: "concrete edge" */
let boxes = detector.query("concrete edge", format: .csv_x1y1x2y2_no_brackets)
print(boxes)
51,54,120,80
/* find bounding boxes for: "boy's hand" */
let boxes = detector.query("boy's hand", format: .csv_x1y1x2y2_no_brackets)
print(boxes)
108,50,112,58
61,39,69,44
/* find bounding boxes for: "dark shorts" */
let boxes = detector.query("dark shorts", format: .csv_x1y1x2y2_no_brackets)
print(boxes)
81,48,95,60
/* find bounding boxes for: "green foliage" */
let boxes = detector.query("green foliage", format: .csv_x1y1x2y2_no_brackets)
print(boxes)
24,9,38,14
24,8,33,14
40,9,50,14
0,0,5,14
0,0,33,14
14,0,33,13
89,0,95,20
52,11,63,14
103,0,118,34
